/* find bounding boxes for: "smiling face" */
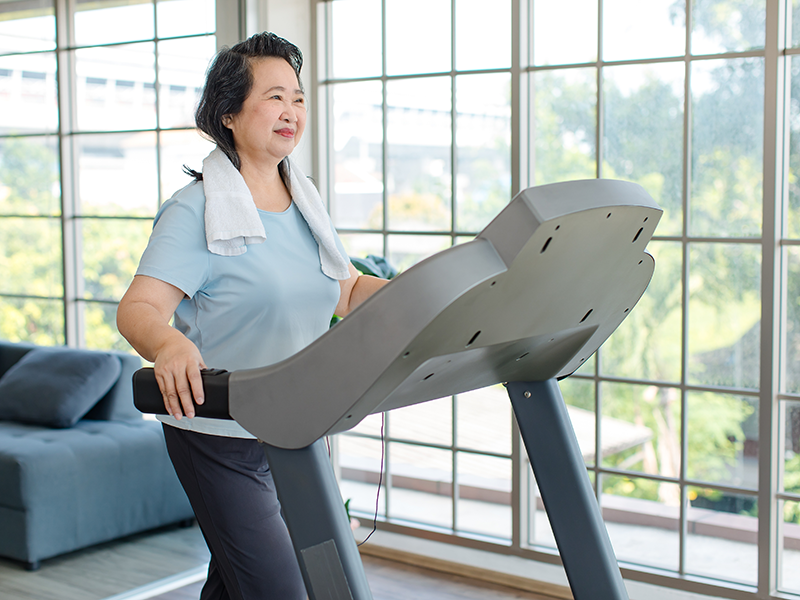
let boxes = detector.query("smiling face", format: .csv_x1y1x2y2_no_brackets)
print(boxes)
223,56,307,169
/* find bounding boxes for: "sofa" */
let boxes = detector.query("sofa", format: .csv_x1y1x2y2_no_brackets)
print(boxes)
0,340,194,570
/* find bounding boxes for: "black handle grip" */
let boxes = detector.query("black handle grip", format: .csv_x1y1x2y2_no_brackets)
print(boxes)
132,367,232,420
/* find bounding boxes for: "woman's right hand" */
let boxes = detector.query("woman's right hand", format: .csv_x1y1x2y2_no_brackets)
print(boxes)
153,334,207,420
117,275,207,420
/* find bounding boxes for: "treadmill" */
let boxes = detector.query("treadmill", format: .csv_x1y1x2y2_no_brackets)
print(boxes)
134,178,662,600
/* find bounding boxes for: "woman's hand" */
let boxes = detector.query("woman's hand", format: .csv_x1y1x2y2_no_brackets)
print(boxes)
152,334,207,420
117,275,206,419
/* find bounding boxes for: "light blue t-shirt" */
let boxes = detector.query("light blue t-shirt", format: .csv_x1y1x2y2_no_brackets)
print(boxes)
136,180,348,437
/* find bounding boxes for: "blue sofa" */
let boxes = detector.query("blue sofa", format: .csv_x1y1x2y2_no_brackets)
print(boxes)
0,340,194,570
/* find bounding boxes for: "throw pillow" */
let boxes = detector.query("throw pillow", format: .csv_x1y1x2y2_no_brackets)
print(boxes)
0,347,122,428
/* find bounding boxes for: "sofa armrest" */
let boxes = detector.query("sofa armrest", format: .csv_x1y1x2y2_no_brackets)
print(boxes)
0,342,37,380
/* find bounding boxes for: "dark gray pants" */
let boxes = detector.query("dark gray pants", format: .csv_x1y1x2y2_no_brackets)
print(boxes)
162,425,306,600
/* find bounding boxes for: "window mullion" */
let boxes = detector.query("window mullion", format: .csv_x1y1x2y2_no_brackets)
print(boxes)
759,0,786,596
55,0,81,346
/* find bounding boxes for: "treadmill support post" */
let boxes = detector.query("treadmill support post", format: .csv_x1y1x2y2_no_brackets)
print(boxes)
260,439,373,600
507,379,629,600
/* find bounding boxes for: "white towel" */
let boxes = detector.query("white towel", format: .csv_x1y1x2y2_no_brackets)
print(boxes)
202,148,351,280
203,147,265,256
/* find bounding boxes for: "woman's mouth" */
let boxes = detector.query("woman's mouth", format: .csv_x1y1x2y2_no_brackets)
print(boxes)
275,128,295,138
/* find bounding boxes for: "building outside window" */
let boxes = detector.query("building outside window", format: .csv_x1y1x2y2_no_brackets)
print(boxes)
0,0,217,349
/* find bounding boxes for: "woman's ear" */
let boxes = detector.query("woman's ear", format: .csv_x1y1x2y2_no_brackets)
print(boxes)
221,114,232,128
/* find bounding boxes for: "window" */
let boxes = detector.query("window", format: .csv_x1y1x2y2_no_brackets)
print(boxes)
317,1,798,598
0,0,218,349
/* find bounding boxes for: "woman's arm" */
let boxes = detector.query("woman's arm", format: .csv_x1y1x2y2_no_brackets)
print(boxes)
116,275,207,419
335,262,390,318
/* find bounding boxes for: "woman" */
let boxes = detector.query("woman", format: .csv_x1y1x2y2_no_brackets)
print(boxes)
117,32,386,600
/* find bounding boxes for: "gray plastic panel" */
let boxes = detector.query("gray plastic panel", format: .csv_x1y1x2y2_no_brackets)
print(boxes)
230,179,661,449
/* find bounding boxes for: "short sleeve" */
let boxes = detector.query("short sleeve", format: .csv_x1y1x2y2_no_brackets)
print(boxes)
136,184,210,298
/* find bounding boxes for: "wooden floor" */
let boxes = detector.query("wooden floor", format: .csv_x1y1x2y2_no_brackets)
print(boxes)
0,524,209,600
149,554,555,600
0,523,555,600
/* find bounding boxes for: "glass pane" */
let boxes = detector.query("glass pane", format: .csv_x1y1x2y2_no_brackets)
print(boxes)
456,385,510,455
602,241,682,382
0,53,58,134
686,487,757,584
0,296,63,345
782,400,800,493
602,475,680,571
601,382,680,480
0,136,60,216
575,353,595,375
603,0,685,61
76,132,158,217
780,499,800,594
159,129,215,204
526,464,593,549
387,442,452,529
0,0,55,53
82,301,132,352
0,217,62,296
789,249,800,393
687,392,758,488
329,0,382,79
455,73,511,233
456,453,511,540
793,0,800,48
692,0,766,55
338,234,384,263
690,58,764,238
330,81,384,229
455,0,510,71
75,43,157,133
157,0,214,38
391,397,452,445
532,0,597,66
532,68,596,185
687,243,760,389
559,377,595,466
348,412,383,437
338,435,386,518
158,37,216,129
387,234,450,272
81,218,153,301
603,63,684,236
74,0,154,46
788,56,800,238
385,0,450,75
386,77,451,232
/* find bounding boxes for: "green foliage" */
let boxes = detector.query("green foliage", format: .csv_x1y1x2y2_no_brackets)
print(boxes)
686,0,766,52
686,393,755,482
0,137,60,216
0,138,65,345
533,69,596,186
0,137,148,351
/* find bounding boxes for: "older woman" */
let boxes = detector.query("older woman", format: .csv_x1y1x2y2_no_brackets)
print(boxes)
117,32,386,599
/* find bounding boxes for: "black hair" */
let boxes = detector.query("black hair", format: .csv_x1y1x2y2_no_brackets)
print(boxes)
184,32,304,183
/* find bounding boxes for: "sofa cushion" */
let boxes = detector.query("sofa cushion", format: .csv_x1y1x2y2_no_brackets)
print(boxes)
0,347,122,428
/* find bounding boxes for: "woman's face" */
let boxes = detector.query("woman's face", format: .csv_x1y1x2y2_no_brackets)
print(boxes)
223,56,307,167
